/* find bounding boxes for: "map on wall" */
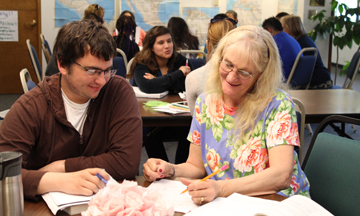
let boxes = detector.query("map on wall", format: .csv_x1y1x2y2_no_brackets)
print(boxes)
121,0,180,31
182,7,219,49
227,0,262,26
54,0,115,28
278,0,298,16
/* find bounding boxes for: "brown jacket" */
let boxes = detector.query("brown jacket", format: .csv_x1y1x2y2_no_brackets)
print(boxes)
0,74,142,200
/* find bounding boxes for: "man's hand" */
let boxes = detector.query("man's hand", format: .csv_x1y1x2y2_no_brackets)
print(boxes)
37,168,110,196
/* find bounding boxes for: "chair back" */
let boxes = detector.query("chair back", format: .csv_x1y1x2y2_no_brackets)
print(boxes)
19,68,36,93
286,47,318,89
40,34,52,64
342,49,360,89
116,48,128,67
127,58,135,84
302,115,360,216
292,98,305,164
188,59,206,70
113,56,127,78
26,39,42,83
177,50,206,59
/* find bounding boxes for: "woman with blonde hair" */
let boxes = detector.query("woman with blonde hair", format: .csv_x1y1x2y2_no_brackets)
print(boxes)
144,25,310,204
186,17,235,115
281,15,333,89
83,4,104,24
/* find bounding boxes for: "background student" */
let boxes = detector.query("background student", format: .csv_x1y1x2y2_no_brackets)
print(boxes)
127,26,192,164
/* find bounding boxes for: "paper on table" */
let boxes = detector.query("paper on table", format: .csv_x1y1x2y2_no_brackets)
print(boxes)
133,87,168,98
185,193,278,216
0,109,9,119
153,104,190,114
147,179,198,213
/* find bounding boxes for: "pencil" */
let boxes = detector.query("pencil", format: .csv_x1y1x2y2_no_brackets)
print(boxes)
180,164,229,194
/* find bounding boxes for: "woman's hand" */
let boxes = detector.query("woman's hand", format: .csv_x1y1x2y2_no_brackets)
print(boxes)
143,73,155,80
143,158,174,182
180,178,224,205
179,66,191,76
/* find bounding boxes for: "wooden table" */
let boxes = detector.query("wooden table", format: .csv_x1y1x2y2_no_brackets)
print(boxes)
288,89,360,124
138,95,192,127
24,176,286,216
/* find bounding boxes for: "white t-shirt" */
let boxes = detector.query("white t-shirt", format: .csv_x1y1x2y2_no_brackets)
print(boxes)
61,89,90,135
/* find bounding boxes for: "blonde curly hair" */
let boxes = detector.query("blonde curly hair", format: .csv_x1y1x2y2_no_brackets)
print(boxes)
205,25,285,139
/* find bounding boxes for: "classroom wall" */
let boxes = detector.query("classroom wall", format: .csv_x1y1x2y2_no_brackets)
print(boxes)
42,0,352,71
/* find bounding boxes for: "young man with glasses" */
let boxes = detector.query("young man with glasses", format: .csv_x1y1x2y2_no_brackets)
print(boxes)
0,20,142,201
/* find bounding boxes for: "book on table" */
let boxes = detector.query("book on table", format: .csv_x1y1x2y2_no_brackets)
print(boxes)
133,86,168,98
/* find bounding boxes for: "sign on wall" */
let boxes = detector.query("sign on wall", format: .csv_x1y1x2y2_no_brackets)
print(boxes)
0,11,19,42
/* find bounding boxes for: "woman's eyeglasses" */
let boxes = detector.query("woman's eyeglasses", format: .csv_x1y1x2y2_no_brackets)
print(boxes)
218,59,257,80
210,17,237,26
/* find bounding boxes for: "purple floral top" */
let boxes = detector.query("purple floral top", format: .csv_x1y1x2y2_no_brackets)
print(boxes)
187,90,310,197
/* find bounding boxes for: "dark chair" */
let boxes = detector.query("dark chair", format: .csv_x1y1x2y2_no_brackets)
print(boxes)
302,115,360,216
113,56,126,78
40,34,52,64
286,47,318,89
332,47,360,89
292,98,305,164
19,68,37,93
188,58,206,70
26,39,42,83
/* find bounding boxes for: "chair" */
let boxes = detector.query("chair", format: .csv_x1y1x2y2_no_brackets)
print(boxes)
116,48,128,67
302,115,360,216
286,47,318,89
26,39,42,83
177,50,206,59
19,68,37,93
332,47,360,89
40,34,52,64
188,58,206,70
113,56,127,78
127,58,135,84
292,98,305,164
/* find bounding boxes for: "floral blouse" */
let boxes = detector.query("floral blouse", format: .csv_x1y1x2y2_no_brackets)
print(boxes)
187,90,310,197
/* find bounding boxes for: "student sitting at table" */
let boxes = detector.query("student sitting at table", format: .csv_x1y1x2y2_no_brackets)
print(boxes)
186,15,236,115
143,25,310,205
0,20,142,201
280,15,333,89
127,26,192,164
113,14,140,61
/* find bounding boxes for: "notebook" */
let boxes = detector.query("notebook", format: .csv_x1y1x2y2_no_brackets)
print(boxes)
133,86,168,98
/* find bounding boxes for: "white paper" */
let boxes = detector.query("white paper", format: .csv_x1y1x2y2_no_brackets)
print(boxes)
0,109,9,119
133,86,168,98
147,179,198,213
0,11,18,41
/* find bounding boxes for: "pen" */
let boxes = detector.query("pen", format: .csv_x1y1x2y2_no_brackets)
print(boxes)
96,173,108,185
186,59,188,67
180,164,229,194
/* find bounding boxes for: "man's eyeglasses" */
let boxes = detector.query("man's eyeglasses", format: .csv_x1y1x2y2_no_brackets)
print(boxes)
218,59,257,80
210,17,237,26
73,61,117,78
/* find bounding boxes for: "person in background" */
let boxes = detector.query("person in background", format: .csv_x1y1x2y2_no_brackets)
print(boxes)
114,15,140,61
226,10,238,25
275,12,289,20
144,25,310,205
127,26,192,164
167,17,200,59
113,10,146,47
0,20,143,201
186,16,236,115
203,13,237,54
281,15,333,89
83,4,104,24
262,17,301,80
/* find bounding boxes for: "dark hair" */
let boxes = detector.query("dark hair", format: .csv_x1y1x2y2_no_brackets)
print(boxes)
213,13,228,20
226,10,238,20
167,17,199,51
120,10,135,21
275,12,289,20
127,26,178,78
115,15,138,60
53,20,116,69
262,17,283,32
83,13,103,24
